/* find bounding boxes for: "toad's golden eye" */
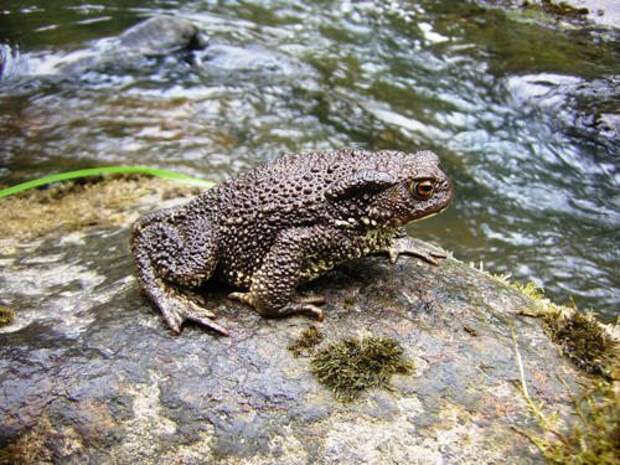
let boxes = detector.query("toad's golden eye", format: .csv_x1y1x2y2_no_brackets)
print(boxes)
411,180,435,199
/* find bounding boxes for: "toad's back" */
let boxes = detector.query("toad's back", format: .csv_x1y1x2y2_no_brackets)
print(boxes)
203,149,431,283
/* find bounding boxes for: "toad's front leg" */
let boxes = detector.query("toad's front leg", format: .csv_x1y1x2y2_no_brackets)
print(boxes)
228,226,339,321
382,234,448,265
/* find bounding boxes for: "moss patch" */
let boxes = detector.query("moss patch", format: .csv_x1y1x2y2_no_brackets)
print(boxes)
0,306,15,327
310,336,414,402
543,311,618,379
519,381,620,465
547,381,620,465
492,275,618,380
0,175,200,242
511,309,619,465
288,326,324,357
525,0,589,18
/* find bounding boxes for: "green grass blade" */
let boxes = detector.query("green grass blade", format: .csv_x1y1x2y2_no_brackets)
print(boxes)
0,166,215,198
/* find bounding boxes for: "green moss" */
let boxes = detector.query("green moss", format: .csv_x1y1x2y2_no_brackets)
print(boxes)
529,0,589,18
524,382,620,465
512,314,619,465
491,274,618,379
288,326,324,357
310,336,414,402
543,312,618,379
0,175,199,242
513,281,546,301
0,306,15,327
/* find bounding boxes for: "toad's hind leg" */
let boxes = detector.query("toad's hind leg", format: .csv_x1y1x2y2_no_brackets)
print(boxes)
130,212,228,336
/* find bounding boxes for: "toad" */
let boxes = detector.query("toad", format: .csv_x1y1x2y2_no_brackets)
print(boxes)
130,149,453,335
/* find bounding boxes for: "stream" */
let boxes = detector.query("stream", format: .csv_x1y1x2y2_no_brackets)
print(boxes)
0,0,618,320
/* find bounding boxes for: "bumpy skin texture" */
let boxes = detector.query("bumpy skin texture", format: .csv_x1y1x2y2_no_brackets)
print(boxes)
130,149,453,335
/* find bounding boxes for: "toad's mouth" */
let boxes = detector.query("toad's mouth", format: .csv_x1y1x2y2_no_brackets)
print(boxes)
410,204,450,223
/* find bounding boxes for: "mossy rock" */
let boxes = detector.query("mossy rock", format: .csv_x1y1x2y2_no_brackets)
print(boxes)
0,175,617,464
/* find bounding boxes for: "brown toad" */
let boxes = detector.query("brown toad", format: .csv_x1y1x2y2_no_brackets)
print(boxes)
130,149,453,335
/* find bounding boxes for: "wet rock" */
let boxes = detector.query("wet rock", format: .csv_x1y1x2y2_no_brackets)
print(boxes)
0,15,314,88
0,16,207,81
55,16,208,77
476,0,620,28
118,16,208,56
0,179,598,464
505,73,619,153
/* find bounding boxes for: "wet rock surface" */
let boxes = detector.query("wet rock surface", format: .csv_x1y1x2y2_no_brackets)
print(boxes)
505,73,619,153
472,1,620,155
478,0,620,28
0,16,206,82
0,15,312,85
0,181,589,464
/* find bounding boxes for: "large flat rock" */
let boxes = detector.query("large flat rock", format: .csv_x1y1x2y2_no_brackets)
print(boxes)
0,181,585,464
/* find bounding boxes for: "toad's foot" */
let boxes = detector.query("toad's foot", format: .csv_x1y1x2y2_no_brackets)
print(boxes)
385,236,447,265
159,291,229,336
228,292,325,321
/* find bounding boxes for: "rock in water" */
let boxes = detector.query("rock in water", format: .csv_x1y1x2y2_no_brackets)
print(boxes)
118,15,208,55
56,15,208,75
0,177,599,464
0,16,207,80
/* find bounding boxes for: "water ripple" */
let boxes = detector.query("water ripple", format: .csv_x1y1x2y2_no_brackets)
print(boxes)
0,0,618,318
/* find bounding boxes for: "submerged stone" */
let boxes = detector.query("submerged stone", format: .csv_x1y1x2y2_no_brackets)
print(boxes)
0,176,615,464
505,73,619,153
0,15,313,86
0,16,208,82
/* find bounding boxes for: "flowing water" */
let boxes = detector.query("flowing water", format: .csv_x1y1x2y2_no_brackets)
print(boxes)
0,0,618,320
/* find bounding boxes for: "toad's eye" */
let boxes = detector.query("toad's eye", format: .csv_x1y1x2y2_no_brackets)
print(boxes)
410,180,435,199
